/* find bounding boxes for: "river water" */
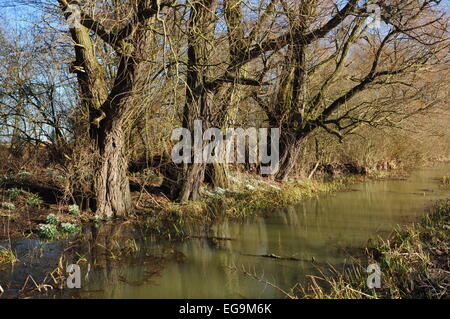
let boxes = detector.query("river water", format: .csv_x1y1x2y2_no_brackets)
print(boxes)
0,163,449,298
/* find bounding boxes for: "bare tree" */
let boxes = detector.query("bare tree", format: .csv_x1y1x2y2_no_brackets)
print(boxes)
167,0,362,200
252,0,448,181
56,0,175,217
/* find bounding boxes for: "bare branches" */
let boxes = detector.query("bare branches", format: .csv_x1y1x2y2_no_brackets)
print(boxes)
58,0,174,53
114,0,174,45
235,0,359,68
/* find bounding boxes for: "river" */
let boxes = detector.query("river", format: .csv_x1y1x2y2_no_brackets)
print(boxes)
0,163,449,298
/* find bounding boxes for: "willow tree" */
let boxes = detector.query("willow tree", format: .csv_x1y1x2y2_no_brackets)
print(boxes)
252,0,448,181
57,0,174,217
164,0,248,201
167,0,361,200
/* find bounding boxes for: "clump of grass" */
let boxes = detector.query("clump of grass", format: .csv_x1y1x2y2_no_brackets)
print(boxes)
17,171,32,179
163,201,208,234
60,222,81,235
165,200,207,218
368,171,391,179
46,213,59,225
146,175,351,236
4,188,21,199
0,246,17,266
158,178,347,222
1,202,16,210
210,179,344,218
38,224,59,239
27,193,43,207
68,204,80,215
37,214,81,239
299,200,450,299
124,238,139,254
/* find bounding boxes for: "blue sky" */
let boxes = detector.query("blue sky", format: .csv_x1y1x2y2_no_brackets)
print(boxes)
1,1,43,32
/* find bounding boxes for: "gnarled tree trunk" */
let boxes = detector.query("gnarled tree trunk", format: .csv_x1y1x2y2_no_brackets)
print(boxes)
59,0,159,217
170,0,219,202
205,162,229,189
179,163,206,202
94,118,132,218
275,134,305,182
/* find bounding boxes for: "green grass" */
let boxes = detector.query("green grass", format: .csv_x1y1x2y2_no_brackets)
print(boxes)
299,200,450,299
209,179,344,218
27,193,43,207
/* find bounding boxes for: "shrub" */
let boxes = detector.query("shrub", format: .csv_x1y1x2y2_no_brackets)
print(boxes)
1,202,15,210
46,213,59,225
5,188,21,199
27,193,43,207
38,224,59,239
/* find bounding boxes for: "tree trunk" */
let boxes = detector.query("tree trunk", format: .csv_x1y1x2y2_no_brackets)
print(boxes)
60,0,158,217
275,135,305,182
94,118,132,218
172,0,219,202
205,162,229,189
179,163,206,202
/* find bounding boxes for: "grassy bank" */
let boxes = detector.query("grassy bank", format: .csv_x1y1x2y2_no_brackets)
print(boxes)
300,200,450,299
142,168,410,233
142,173,367,235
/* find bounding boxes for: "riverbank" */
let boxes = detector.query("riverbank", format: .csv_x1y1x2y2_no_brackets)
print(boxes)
0,167,412,240
300,200,450,299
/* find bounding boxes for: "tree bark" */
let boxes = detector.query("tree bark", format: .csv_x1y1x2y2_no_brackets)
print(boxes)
205,162,229,189
167,0,218,202
94,117,132,218
275,134,305,182
179,163,206,202
59,0,158,217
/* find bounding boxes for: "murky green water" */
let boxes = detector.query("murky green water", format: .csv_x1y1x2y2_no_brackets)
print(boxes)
1,164,449,299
